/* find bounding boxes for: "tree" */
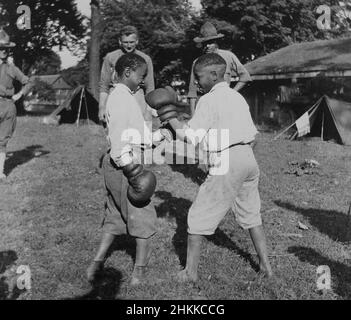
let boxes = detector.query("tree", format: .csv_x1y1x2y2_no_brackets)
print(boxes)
89,0,103,99
200,0,351,61
28,79,56,102
0,0,85,72
61,59,89,88
29,50,62,75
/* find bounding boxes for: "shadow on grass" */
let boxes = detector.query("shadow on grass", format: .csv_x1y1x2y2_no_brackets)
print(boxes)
64,268,123,300
66,235,133,300
288,246,351,299
0,250,20,300
108,235,136,264
207,228,260,273
169,164,207,186
155,191,259,272
155,191,191,267
4,145,50,176
275,201,351,243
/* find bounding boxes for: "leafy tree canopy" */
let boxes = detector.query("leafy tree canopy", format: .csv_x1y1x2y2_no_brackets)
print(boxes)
0,0,86,72
201,0,351,61
29,50,62,75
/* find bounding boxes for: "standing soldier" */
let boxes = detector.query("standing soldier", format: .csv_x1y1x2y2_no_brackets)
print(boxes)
98,25,156,127
188,22,252,115
0,28,31,179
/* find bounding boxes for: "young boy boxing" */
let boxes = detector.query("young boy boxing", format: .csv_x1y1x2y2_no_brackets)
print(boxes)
147,53,273,282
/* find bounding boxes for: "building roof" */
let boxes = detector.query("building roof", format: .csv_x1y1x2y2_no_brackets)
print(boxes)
30,74,73,90
245,37,351,80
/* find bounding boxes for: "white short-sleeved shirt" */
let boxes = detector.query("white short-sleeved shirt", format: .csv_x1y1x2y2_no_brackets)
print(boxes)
106,83,152,162
187,82,258,152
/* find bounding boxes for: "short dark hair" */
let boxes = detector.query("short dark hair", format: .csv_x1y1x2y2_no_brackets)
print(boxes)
115,53,146,77
194,53,226,71
120,25,139,38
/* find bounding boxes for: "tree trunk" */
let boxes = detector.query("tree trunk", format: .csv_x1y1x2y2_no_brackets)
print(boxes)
89,0,102,100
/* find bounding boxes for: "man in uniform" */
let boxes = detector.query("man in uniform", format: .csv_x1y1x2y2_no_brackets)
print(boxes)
0,28,31,179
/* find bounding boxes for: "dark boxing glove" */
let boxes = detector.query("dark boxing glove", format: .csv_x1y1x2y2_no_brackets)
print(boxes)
122,163,157,207
157,104,178,123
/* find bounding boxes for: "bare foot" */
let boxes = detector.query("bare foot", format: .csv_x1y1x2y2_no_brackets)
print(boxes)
130,266,147,286
177,269,198,283
86,261,103,283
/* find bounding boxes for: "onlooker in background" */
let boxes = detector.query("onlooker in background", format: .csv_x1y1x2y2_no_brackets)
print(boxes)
188,22,252,115
98,25,155,127
0,28,31,180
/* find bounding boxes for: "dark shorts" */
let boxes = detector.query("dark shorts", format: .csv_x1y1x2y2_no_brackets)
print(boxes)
101,153,158,239
0,99,16,152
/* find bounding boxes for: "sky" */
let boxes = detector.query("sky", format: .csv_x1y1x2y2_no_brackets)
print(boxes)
57,0,202,69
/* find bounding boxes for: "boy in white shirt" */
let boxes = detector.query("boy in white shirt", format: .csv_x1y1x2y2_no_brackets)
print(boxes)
152,53,273,282
87,53,168,286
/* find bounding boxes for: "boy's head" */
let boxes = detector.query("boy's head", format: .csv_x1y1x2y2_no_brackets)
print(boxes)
115,53,147,92
119,25,139,53
193,53,226,94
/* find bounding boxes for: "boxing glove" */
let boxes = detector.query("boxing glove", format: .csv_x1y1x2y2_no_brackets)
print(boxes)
145,87,189,110
157,104,179,123
122,163,157,206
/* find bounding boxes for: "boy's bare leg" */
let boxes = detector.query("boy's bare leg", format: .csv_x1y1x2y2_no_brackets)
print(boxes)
86,232,115,282
177,234,203,282
0,152,6,179
248,225,273,277
130,237,153,286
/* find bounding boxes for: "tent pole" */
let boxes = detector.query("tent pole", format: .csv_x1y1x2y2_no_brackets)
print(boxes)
76,88,84,127
83,89,91,127
273,121,297,140
321,110,324,141
290,131,298,140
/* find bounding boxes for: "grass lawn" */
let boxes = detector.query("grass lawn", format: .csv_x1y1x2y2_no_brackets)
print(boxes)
0,115,351,300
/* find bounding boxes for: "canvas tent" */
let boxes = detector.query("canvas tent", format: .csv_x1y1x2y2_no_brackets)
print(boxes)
45,86,99,125
275,95,351,145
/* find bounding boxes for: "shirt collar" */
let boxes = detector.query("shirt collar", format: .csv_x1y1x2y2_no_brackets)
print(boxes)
209,81,229,93
115,83,133,95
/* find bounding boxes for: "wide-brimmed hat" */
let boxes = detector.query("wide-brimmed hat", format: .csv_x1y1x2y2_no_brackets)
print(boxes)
0,28,16,48
193,22,224,43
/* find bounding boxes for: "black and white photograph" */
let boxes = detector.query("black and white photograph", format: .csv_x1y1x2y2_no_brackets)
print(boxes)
0,0,351,306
